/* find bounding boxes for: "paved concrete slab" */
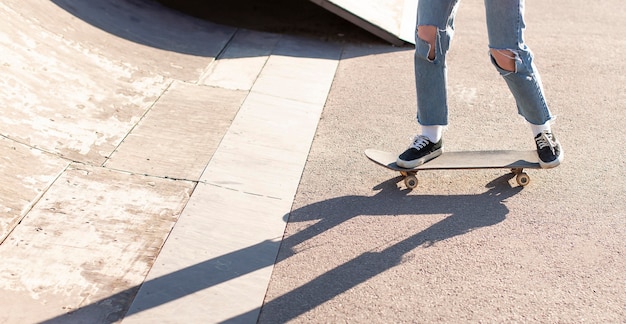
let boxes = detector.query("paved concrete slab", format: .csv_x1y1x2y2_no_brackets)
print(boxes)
0,165,193,323
104,81,247,181
200,30,282,90
0,139,69,242
124,36,342,323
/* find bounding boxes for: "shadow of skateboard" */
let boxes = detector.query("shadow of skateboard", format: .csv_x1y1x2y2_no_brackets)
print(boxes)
365,149,541,189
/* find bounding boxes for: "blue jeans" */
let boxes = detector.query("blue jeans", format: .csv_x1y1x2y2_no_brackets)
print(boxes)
415,0,553,126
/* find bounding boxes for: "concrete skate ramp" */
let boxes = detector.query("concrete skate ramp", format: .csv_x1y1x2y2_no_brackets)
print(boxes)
0,0,237,321
0,0,342,322
310,0,418,45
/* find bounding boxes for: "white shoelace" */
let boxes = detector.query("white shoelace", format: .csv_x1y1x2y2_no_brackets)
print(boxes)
410,135,431,150
536,132,556,152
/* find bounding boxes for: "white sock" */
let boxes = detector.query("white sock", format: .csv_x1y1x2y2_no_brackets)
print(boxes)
530,122,551,137
421,125,444,142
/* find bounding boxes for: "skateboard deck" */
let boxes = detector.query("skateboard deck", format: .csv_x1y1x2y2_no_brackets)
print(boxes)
365,149,541,189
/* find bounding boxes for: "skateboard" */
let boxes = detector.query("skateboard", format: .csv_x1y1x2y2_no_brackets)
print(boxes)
365,149,541,189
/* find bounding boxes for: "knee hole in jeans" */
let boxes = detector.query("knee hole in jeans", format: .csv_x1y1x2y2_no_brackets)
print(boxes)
417,25,438,60
490,49,517,73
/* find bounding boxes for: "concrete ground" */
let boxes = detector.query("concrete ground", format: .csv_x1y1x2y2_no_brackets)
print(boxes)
1,0,624,323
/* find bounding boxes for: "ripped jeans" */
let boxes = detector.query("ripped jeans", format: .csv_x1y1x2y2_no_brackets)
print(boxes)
415,0,553,126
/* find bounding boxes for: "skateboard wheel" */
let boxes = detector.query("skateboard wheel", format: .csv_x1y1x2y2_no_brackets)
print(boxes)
516,172,530,186
404,175,418,189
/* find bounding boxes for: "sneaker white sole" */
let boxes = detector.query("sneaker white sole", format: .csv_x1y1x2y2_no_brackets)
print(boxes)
539,151,564,169
396,149,443,169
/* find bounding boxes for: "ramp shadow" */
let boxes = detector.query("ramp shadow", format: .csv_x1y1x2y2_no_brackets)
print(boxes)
154,0,380,43
51,0,236,57
51,0,382,59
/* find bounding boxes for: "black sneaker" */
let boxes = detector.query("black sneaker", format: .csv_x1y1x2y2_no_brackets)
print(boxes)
535,131,563,168
397,135,443,168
